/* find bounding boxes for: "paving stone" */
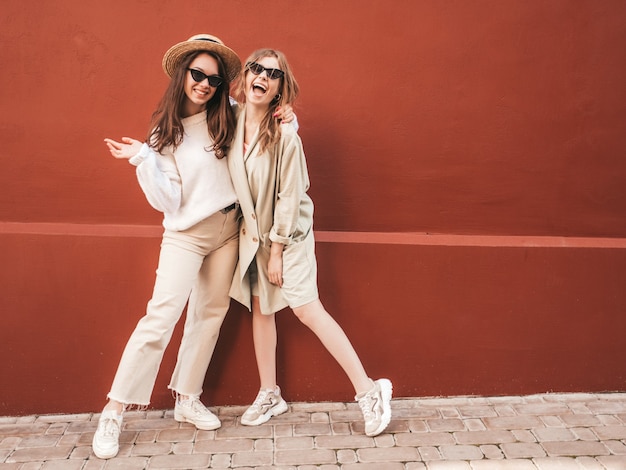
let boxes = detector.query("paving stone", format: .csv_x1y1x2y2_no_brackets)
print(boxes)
596,415,622,426
155,428,195,442
512,429,538,442
483,416,544,430
99,456,148,469
408,419,429,432
438,444,484,460
405,462,427,470
135,430,158,443
592,425,626,440
457,406,499,419
0,424,50,438
464,418,487,431
570,427,599,441
532,427,577,442
6,446,73,463
123,419,178,431
394,431,456,447
15,435,60,448
274,448,336,465
573,456,606,470
391,407,440,419
192,437,254,453
470,460,538,469
275,436,314,450
604,440,626,455
427,418,466,432
594,455,626,469
148,453,210,468
336,448,357,464
214,424,272,439
293,423,331,436
290,402,346,413
342,464,404,470
129,441,172,456
40,460,84,470
540,416,566,427
208,453,231,468
81,460,106,470
330,422,351,435
373,433,395,447
494,405,517,417
357,446,420,462
479,444,504,459
453,429,517,445
501,442,546,459
533,456,586,469
254,438,273,451
425,461,472,469
560,414,602,427
586,401,626,414
418,445,442,461
0,436,22,449
311,412,330,423
515,404,571,416
541,440,611,457
16,463,43,470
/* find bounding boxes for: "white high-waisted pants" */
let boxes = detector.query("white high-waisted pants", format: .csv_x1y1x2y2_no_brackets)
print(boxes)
107,209,239,406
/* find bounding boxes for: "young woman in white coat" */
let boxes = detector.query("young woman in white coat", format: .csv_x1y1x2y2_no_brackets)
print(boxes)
93,35,294,459
228,49,393,437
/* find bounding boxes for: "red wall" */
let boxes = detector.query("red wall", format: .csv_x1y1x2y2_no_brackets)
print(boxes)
1,1,625,415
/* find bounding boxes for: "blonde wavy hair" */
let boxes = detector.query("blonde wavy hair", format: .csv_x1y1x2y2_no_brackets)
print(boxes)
235,49,300,155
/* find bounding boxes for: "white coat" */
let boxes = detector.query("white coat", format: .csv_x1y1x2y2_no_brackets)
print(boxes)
228,107,315,314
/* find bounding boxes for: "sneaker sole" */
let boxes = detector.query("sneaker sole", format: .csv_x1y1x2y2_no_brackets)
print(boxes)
366,378,393,437
241,399,289,426
174,411,221,431
92,437,119,459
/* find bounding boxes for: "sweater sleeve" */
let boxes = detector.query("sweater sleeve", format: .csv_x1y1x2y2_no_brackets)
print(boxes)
269,131,309,245
129,143,182,214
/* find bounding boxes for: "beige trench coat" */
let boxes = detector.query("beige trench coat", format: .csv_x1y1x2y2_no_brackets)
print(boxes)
228,107,315,314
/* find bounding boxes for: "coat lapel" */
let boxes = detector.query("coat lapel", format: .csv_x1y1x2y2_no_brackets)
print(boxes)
230,108,255,216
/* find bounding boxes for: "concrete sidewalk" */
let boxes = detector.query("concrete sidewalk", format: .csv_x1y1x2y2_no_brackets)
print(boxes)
1,392,625,469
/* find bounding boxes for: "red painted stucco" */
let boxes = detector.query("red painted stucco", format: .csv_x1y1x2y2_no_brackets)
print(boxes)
1,1,625,415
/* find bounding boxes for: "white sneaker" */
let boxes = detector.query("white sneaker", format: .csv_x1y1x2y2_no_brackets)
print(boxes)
241,387,289,426
92,409,123,459
356,378,393,436
174,396,221,430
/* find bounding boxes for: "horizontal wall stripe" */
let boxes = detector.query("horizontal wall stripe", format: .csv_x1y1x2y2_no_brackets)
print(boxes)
1,222,625,249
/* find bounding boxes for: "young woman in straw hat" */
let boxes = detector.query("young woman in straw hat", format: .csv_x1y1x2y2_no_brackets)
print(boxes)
93,35,295,459
227,49,393,436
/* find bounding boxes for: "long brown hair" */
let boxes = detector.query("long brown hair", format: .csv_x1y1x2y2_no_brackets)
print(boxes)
147,51,236,159
236,49,299,155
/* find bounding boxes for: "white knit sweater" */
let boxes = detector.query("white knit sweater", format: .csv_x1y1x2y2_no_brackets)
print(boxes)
129,111,238,231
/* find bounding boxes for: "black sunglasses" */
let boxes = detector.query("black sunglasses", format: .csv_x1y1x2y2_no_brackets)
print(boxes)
246,62,285,80
187,69,223,87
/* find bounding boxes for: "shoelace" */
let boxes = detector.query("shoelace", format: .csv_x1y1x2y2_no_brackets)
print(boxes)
99,417,120,437
188,398,210,415
251,390,272,411
358,395,375,421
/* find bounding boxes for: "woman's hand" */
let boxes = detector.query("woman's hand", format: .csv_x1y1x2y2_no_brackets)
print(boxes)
268,242,284,287
274,105,295,124
104,137,143,160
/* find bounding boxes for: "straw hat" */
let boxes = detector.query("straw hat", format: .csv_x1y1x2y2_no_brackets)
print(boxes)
162,34,242,82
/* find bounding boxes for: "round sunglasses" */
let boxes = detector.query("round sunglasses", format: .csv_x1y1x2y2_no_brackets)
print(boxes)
187,68,223,87
246,62,285,80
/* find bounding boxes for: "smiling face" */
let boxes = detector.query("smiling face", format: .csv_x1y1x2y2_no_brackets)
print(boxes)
183,52,220,116
244,55,282,109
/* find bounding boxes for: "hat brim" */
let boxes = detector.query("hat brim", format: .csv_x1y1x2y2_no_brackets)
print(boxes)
162,37,242,82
